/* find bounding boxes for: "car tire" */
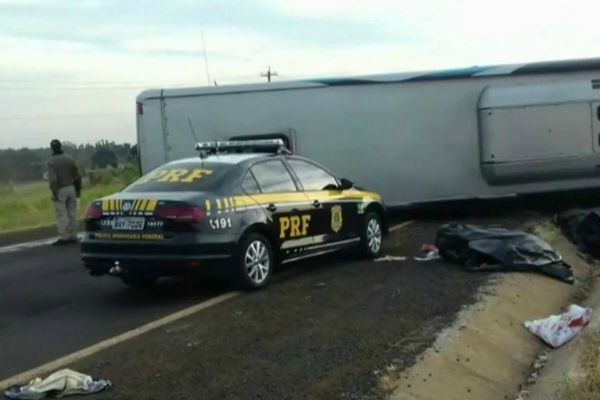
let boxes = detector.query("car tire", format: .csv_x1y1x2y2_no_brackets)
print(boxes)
359,212,383,258
120,273,157,288
235,233,274,290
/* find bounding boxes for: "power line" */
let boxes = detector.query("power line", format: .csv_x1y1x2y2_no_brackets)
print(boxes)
0,82,205,91
0,86,147,91
0,112,129,121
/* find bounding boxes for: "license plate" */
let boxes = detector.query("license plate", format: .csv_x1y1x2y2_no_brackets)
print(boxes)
111,217,145,231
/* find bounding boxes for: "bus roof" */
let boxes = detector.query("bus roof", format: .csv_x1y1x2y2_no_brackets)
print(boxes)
138,57,600,101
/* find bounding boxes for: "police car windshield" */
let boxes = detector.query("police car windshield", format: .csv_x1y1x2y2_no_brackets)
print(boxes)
123,162,233,192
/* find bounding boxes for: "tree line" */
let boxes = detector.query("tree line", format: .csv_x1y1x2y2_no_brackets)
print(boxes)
0,140,138,184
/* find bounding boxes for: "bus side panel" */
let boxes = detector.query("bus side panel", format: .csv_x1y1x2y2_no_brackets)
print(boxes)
159,71,600,206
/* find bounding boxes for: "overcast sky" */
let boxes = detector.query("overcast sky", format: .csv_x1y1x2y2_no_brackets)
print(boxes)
1,0,599,149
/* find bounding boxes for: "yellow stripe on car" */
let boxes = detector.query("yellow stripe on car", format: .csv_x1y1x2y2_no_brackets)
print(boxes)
146,199,158,213
140,199,149,214
230,190,381,207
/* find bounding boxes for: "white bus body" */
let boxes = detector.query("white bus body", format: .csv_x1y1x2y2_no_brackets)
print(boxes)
136,58,600,207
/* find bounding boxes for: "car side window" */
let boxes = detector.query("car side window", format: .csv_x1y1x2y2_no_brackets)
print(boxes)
241,171,261,195
251,160,297,193
288,159,338,191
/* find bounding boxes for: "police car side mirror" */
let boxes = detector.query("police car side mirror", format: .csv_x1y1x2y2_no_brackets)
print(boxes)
339,178,353,190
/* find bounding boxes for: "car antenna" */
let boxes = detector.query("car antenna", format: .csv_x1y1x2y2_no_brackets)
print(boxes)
188,118,208,165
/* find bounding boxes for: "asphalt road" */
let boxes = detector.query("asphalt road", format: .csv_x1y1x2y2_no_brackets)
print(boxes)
68,221,491,400
0,243,227,380
1,216,523,399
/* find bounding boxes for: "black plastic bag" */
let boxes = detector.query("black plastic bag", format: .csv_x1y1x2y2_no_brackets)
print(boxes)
435,224,574,284
556,208,600,256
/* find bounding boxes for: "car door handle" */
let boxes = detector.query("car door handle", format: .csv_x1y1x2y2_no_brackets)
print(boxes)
312,200,322,208
266,203,277,212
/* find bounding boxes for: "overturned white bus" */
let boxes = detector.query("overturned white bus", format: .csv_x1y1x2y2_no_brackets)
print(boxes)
136,58,600,207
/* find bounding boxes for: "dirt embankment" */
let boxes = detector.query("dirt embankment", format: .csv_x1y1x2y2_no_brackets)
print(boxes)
383,222,596,400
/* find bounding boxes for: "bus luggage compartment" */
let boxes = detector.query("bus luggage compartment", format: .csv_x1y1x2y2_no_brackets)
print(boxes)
478,80,600,184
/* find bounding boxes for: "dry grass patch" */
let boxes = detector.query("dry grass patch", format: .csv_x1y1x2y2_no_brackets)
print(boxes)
559,331,600,400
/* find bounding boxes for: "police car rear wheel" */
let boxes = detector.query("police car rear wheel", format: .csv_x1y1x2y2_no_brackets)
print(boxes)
360,212,383,258
236,233,273,290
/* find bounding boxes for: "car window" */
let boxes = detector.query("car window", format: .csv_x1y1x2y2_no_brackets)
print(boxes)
250,160,297,193
241,171,261,194
288,159,338,191
123,162,230,192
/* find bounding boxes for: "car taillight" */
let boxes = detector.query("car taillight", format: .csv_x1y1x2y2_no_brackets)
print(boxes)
136,102,144,115
156,207,205,223
86,204,103,219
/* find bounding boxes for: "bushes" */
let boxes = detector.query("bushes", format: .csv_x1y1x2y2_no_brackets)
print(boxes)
87,164,139,187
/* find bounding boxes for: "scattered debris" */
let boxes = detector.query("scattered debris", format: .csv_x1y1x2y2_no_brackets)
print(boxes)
514,389,530,400
414,244,440,261
4,369,111,399
556,208,600,257
375,255,407,262
436,224,574,283
524,304,592,348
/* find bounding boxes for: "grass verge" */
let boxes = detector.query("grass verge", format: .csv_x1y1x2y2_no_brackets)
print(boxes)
559,331,600,400
0,167,138,234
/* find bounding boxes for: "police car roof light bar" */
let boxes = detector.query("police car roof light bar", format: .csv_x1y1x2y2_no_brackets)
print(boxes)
195,139,288,155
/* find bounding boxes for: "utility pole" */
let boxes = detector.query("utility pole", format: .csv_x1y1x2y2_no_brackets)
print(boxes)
260,66,278,83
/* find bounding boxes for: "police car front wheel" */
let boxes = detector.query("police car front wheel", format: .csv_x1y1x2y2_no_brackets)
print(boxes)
360,212,383,258
236,233,274,290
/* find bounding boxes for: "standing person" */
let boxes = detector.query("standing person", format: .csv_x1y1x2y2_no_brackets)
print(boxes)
47,139,81,245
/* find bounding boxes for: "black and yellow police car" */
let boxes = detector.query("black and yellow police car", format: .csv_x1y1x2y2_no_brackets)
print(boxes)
81,139,386,289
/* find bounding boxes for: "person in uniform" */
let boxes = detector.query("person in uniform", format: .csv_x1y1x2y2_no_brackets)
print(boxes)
47,139,81,245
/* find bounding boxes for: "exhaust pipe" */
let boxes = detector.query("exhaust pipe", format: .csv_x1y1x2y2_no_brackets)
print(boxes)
109,261,123,275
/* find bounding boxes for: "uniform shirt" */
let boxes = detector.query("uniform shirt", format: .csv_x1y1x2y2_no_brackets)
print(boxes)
47,153,80,192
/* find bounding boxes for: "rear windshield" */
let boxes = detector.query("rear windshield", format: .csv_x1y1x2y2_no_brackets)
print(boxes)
123,162,233,192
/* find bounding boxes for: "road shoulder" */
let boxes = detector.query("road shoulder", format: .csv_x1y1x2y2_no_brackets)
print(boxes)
384,221,595,400
0,224,58,247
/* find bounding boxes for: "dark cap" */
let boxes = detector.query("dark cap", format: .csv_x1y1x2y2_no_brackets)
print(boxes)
50,139,62,151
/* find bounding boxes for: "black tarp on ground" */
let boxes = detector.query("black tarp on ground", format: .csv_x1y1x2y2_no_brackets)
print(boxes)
435,224,574,284
556,208,600,257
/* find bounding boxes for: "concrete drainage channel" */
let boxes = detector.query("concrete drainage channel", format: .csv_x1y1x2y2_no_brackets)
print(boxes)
383,220,600,400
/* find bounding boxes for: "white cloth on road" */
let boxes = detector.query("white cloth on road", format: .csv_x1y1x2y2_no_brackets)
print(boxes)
524,304,592,348
375,255,407,262
4,369,111,399
53,185,78,240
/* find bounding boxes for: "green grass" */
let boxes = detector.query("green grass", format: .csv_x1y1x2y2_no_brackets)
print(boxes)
0,167,138,234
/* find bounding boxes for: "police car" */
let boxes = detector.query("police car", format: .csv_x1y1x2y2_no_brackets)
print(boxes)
81,139,386,289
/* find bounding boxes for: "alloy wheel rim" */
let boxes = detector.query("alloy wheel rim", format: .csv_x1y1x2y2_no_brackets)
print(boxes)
244,240,270,284
367,218,382,253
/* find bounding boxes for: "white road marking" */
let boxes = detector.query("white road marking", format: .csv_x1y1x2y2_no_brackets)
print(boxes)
389,220,415,232
0,237,59,254
0,291,240,389
0,234,84,255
